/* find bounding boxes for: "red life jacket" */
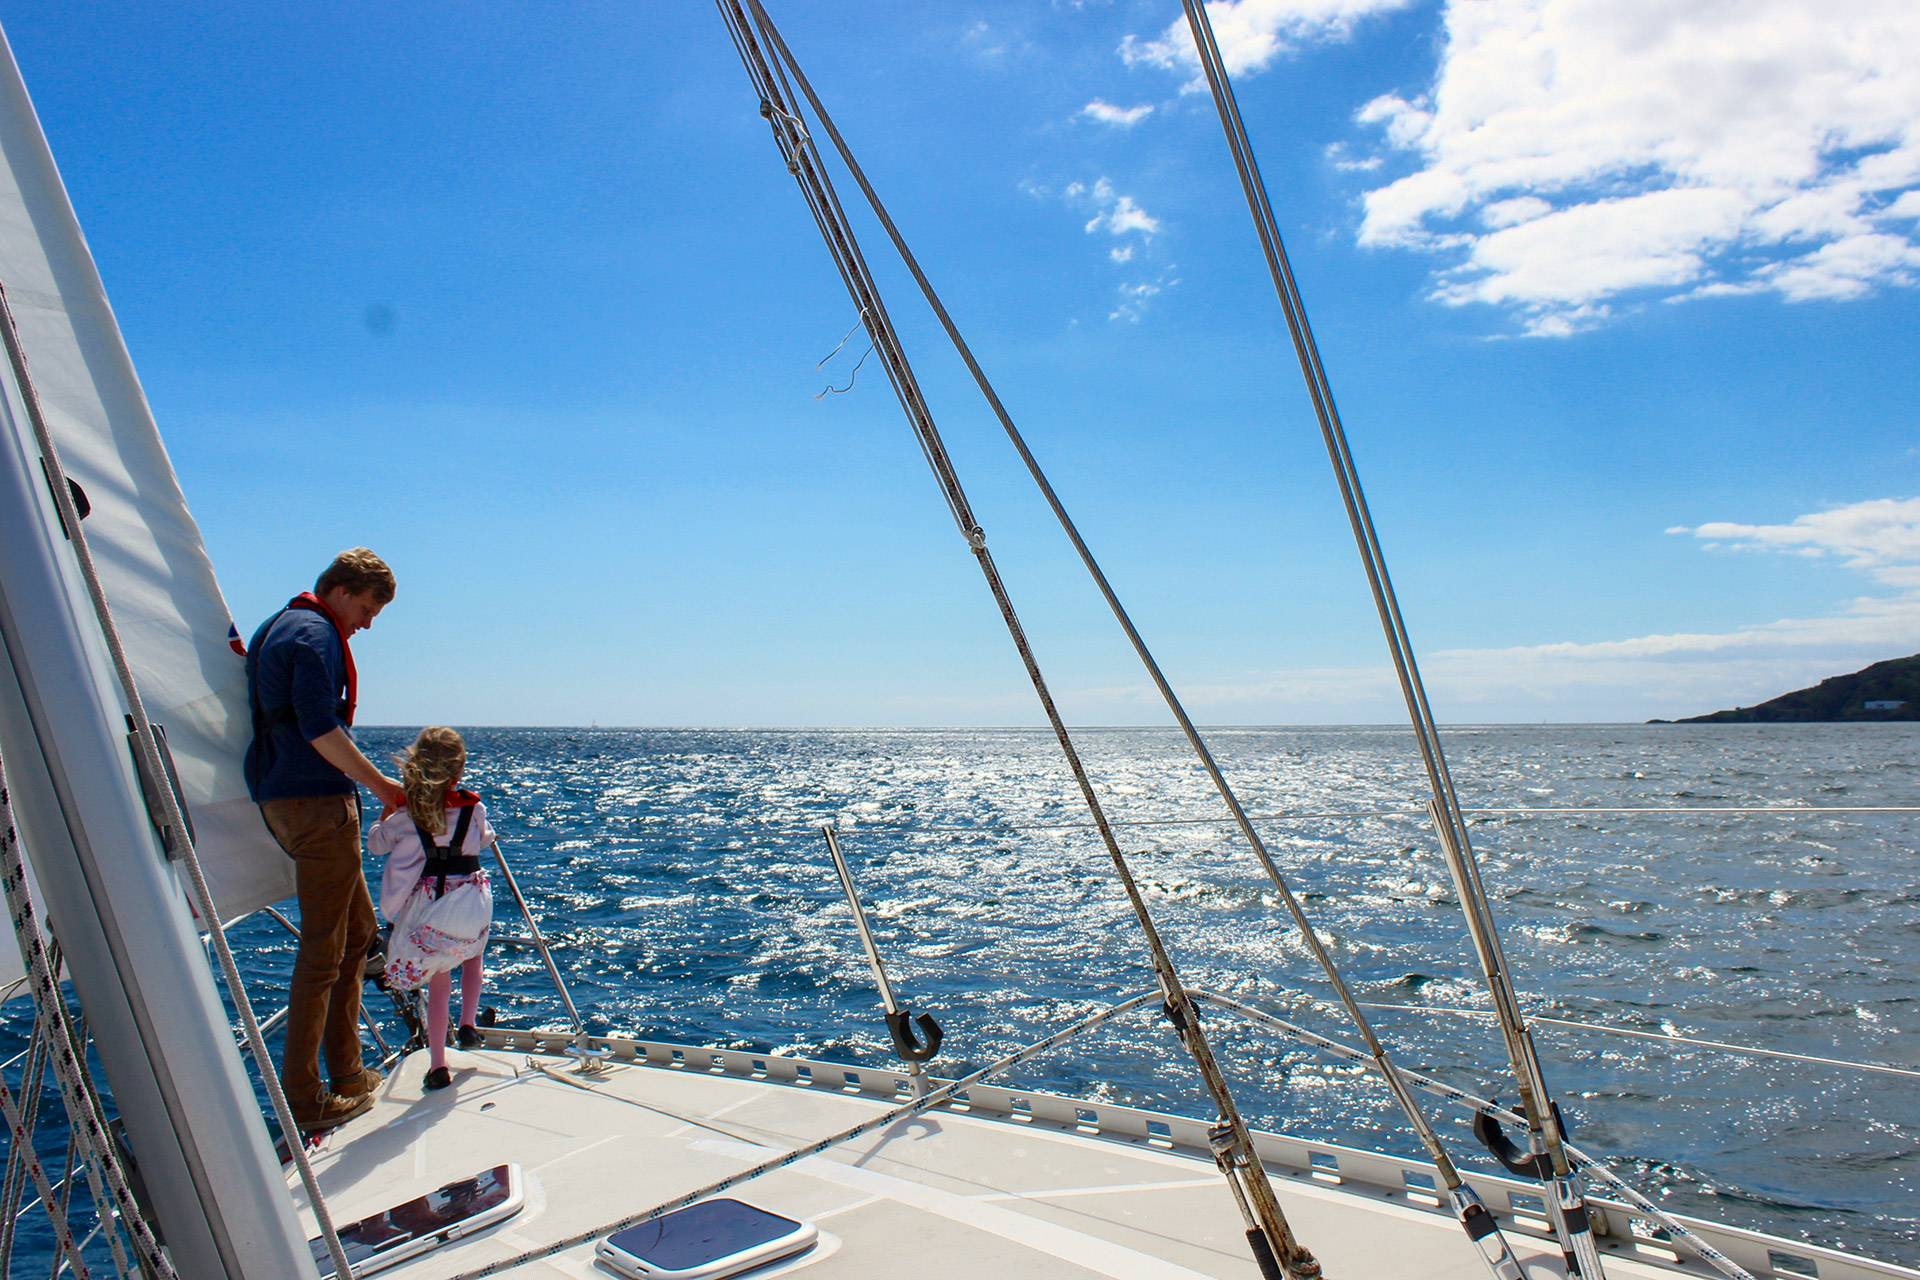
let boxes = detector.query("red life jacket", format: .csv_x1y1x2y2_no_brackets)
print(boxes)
286,591,357,726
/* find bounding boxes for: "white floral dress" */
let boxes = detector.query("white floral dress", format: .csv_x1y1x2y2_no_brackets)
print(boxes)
368,793,496,990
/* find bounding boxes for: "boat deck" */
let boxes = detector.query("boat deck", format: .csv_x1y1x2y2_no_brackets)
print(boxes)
294,1040,1908,1280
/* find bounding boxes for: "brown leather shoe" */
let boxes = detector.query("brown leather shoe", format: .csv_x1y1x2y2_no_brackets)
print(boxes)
332,1066,385,1099
291,1090,374,1133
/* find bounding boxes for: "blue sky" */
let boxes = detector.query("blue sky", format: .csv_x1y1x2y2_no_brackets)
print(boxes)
5,1,1917,726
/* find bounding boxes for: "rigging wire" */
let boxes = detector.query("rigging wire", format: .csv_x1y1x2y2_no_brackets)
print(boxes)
1174,3,1610,1273
717,4,1318,1274
734,8,1542,1275
0,282,354,1280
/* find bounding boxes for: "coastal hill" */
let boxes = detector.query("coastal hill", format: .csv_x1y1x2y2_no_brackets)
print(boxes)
1662,654,1920,723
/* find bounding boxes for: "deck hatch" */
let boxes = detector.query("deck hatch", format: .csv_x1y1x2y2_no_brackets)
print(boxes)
1768,1251,1819,1277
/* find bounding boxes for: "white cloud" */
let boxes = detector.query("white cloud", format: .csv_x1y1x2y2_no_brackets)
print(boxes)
1677,496,1920,589
1121,0,1413,86
1039,180,1170,317
1078,176,1162,237
1081,99,1155,128
1325,142,1383,173
1133,497,1920,721
1421,496,1920,716
1110,273,1180,322
1347,0,1920,335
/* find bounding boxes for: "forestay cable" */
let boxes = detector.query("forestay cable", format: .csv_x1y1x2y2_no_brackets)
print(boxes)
1174,3,1609,1275
716,5,1316,1275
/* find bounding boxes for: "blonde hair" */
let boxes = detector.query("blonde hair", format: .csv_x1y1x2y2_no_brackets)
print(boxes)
398,726,466,834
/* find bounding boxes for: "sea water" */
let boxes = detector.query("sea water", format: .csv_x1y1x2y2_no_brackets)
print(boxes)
5,724,1917,1270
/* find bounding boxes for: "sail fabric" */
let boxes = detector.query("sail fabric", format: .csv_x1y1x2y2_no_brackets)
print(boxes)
0,30,292,922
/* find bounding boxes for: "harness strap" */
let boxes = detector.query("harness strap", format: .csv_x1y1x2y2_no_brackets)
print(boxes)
414,804,480,896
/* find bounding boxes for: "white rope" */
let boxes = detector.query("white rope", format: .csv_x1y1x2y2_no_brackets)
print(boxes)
0,1071,90,1278
815,311,865,367
0,280,355,1280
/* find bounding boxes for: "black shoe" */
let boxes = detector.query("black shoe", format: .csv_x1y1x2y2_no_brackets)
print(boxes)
456,1024,482,1050
423,1066,452,1091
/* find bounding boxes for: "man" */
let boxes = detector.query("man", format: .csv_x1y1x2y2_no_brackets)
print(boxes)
245,548,405,1131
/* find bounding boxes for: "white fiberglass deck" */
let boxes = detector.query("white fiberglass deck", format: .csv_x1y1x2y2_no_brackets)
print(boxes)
292,1040,1913,1280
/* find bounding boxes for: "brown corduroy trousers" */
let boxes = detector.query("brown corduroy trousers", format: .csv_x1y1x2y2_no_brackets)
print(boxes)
260,793,375,1104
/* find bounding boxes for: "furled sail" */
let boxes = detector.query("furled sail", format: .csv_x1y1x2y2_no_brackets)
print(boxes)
0,30,291,925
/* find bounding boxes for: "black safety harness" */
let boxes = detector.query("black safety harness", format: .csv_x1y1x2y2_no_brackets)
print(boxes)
413,805,480,896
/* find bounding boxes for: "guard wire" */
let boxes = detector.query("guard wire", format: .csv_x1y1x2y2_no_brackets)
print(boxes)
1353,1002,1920,1080
720,5,1318,1274
0,281,353,1280
1189,989,1759,1280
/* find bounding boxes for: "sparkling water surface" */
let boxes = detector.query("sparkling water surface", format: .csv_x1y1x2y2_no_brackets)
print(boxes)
6,723,1918,1270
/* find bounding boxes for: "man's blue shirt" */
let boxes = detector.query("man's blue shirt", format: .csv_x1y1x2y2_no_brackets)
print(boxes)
244,608,354,801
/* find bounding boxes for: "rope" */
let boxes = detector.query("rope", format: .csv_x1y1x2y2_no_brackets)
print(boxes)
1353,1003,1920,1080
1189,990,1759,1280
0,280,355,1280
815,312,864,367
1,761,146,1277
0,982,52,1263
721,5,1320,1275
443,990,1162,1279
814,342,872,398
0,1071,90,1278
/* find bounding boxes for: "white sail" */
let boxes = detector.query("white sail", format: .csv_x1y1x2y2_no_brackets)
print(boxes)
0,29,290,921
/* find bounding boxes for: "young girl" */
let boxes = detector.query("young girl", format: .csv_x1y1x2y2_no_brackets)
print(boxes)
369,726,496,1091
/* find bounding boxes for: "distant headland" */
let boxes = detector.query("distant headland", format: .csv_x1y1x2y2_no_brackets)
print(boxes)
1653,653,1920,723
